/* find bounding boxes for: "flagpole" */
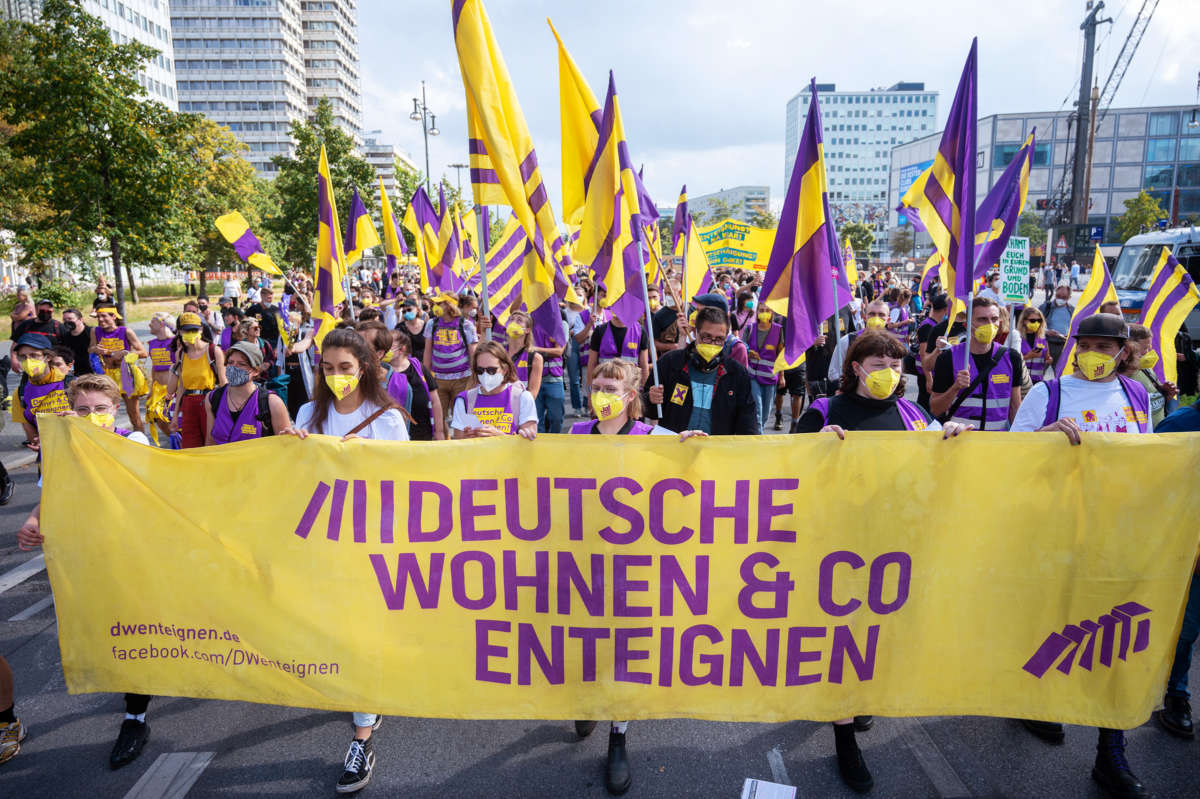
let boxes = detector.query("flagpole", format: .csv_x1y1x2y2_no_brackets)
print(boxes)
475,206,492,342
637,231,663,417
829,244,843,345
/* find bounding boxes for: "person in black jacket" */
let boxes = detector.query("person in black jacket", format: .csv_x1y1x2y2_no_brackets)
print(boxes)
644,306,759,435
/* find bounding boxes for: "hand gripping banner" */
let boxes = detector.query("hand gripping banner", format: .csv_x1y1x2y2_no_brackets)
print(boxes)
40,417,1200,728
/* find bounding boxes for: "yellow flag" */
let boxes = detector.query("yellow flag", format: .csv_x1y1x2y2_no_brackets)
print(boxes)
548,17,601,227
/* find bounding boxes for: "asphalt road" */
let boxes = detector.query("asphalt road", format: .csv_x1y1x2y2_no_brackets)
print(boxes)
10,288,1200,799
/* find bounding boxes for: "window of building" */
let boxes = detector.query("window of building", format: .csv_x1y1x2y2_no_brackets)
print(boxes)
1144,165,1174,190
1180,136,1200,162
1178,164,1200,188
1147,138,1177,162
1149,112,1178,136
1179,189,1200,218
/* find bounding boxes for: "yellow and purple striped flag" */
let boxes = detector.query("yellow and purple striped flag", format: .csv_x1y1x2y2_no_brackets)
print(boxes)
759,79,852,370
469,214,527,327
214,211,282,276
1057,245,1120,377
404,186,441,294
344,186,380,268
672,186,714,303
549,17,600,228
974,129,1035,277
1139,247,1200,385
898,39,978,304
378,179,407,296
313,144,346,351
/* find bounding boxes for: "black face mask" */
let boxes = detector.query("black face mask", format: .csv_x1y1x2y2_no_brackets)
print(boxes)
198,304,208,311
37,309,53,322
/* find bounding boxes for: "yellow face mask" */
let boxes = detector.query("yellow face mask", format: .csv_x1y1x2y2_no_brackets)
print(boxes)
506,323,525,340
861,366,901,399
1025,321,1042,333
1138,351,1159,371
21,357,46,378
973,323,998,345
1076,350,1118,380
649,299,660,312
757,311,773,325
694,342,723,362
590,391,626,421
688,310,699,328
865,316,887,330
85,412,115,429
431,305,446,318
181,330,202,345
325,373,360,399
381,350,394,364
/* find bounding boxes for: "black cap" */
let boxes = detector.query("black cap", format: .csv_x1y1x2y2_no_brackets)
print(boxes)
651,306,678,338
690,292,729,314
931,293,949,311
1076,313,1129,342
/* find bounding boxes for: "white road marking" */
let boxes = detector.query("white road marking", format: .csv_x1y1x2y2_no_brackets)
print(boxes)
894,718,972,797
766,744,792,786
0,554,44,594
124,752,215,799
9,593,53,620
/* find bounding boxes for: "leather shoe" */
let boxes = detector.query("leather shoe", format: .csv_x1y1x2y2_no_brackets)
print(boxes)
574,720,597,738
1020,718,1065,744
605,731,632,795
109,719,149,770
1157,695,1194,739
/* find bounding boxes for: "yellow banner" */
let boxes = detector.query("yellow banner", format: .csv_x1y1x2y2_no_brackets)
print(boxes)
41,417,1200,728
696,219,777,271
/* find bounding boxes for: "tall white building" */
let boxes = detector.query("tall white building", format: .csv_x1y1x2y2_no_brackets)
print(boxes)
688,186,770,224
172,0,364,176
362,130,416,202
3,0,178,110
785,82,937,259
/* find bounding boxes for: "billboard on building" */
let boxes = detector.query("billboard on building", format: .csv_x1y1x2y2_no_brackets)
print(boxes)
896,159,933,226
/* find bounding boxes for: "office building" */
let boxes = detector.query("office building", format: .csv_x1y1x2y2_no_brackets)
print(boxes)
363,130,416,202
888,104,1200,256
3,0,178,110
172,0,364,176
785,82,938,259
688,186,770,225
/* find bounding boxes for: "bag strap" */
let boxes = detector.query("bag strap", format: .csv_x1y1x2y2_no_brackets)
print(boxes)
208,384,227,415
256,388,274,436
346,405,390,437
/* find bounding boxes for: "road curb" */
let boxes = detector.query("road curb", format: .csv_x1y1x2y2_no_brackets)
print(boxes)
3,451,39,472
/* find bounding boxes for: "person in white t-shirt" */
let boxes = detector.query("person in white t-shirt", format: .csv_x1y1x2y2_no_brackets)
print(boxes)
450,341,538,439
278,326,406,794
1010,313,1152,799
977,272,1004,306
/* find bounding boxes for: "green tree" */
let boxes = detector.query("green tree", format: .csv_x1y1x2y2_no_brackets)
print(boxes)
267,98,375,269
1016,211,1047,249
888,225,914,258
1113,190,1168,242
748,207,779,229
842,221,874,258
698,197,738,226
0,0,197,314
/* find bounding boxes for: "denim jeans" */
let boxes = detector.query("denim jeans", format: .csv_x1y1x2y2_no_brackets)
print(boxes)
750,381,776,430
567,338,583,411
537,380,565,433
1167,572,1200,698
353,712,379,729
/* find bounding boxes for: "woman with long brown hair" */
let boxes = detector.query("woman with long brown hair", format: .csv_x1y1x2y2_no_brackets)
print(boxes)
450,340,538,439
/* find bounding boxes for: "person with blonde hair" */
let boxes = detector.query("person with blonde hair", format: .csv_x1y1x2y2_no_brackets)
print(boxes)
144,312,176,445
504,310,543,398
1016,305,1050,384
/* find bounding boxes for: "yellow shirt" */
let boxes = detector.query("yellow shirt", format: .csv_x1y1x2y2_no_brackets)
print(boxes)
180,350,215,391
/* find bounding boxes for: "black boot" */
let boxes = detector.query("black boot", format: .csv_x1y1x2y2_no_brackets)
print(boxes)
109,719,149,770
1092,729,1149,798
1020,718,1065,743
1156,695,1194,739
853,715,874,732
605,730,632,796
574,720,597,738
834,723,873,793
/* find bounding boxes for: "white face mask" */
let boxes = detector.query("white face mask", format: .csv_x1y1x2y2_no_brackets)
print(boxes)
1054,298,1067,306
477,371,504,392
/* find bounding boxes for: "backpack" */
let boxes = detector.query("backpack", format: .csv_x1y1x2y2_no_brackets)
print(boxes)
207,384,275,436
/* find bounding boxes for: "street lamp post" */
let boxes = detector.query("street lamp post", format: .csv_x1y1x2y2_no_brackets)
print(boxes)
448,162,469,198
410,81,439,193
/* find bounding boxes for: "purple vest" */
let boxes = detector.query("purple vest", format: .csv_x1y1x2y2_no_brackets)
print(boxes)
458,383,522,435
21,377,70,426
431,317,470,377
511,348,531,386
950,342,1015,430
385,366,412,414
891,304,911,336
211,388,264,444
1041,375,1150,433
809,395,928,431
148,338,175,373
1021,335,1049,383
95,325,128,357
570,420,654,435
597,322,641,362
219,327,233,351
533,325,564,378
742,323,782,385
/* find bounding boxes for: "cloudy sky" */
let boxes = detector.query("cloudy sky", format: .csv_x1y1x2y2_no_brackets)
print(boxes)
359,0,1199,213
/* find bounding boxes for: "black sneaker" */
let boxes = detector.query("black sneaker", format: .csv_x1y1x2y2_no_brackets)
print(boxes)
1156,695,1194,739
1092,729,1149,798
605,730,632,795
834,725,873,793
1020,718,1065,744
853,715,874,732
0,475,13,506
574,720,597,738
109,719,149,770
336,738,375,794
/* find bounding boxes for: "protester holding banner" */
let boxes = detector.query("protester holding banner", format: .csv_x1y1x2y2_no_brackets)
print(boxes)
204,341,289,445
1016,306,1051,384
450,341,538,439
645,306,758,435
930,297,1024,430
168,312,226,449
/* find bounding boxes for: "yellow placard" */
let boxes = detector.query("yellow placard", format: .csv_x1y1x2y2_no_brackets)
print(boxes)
40,417,1200,728
696,219,777,271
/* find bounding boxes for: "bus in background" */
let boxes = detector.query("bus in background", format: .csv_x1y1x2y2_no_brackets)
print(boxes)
1112,226,1200,331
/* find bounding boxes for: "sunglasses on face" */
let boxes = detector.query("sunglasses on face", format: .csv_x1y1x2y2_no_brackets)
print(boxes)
474,366,501,376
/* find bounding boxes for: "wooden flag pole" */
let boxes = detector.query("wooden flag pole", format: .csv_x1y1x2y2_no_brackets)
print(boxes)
636,232,663,417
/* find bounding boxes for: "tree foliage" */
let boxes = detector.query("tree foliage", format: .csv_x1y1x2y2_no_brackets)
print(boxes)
842,221,874,257
1016,211,1047,249
267,98,376,269
698,197,738,226
1113,190,1168,243
748,207,778,229
888,225,914,258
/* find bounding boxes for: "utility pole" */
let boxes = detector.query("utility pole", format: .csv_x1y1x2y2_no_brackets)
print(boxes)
1070,2,1112,227
1081,84,1100,229
448,162,469,198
